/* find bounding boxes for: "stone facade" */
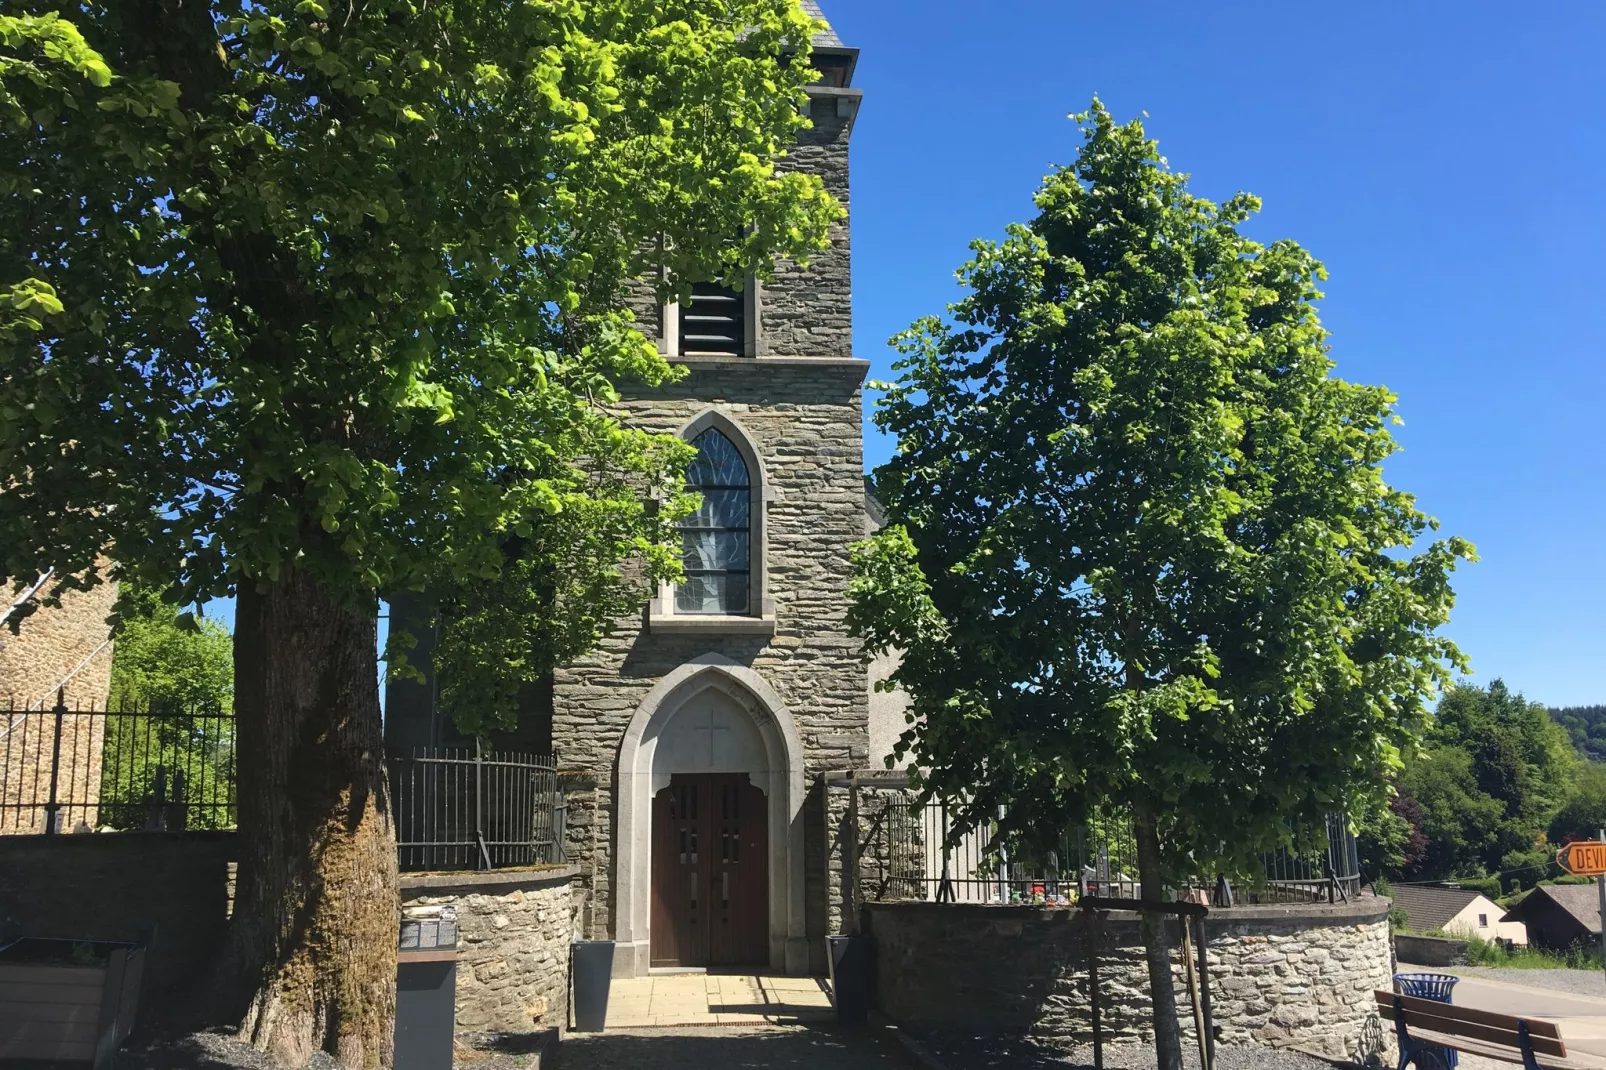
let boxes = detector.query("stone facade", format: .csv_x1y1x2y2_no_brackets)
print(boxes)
0,572,118,710
400,867,579,1036
866,897,1394,1063
553,357,870,973
1,575,118,833
549,41,868,977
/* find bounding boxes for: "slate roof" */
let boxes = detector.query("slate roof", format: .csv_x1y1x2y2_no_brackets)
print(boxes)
1503,883,1604,935
1387,884,1482,932
800,0,844,47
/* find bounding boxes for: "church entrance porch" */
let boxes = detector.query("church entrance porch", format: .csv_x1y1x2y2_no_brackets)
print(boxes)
614,654,809,978
650,773,769,968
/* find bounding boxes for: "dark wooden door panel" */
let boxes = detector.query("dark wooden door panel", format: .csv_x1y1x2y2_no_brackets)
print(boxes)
650,780,705,967
709,776,768,965
650,774,768,968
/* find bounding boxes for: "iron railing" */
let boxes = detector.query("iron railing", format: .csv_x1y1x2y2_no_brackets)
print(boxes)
1,692,237,834
390,745,566,872
872,794,1361,906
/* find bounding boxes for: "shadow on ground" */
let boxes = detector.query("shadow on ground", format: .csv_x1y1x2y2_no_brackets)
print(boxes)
557,1025,900,1069
917,1033,1348,1070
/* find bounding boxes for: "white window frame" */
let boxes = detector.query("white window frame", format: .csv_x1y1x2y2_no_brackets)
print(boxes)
649,410,776,634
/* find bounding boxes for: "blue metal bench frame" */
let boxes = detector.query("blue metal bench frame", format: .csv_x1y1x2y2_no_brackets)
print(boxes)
1391,993,1546,1070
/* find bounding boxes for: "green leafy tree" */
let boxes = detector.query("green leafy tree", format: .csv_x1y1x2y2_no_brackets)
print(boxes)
101,583,235,830
1398,681,1575,884
1551,761,1606,844
848,101,1471,1070
1549,705,1606,762
109,583,233,713
1,3,836,1064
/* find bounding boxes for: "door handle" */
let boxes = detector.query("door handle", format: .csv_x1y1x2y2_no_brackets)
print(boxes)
722,871,730,907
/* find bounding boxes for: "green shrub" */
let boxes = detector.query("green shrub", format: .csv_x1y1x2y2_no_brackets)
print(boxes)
1462,932,1600,970
1455,876,1501,898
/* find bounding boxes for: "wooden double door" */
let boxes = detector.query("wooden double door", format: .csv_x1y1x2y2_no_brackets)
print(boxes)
650,773,769,967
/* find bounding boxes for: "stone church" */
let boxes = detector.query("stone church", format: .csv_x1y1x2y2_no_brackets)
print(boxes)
386,5,898,979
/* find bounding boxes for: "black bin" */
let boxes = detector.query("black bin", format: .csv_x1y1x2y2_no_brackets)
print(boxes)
571,939,615,1032
395,907,458,1070
827,934,873,1025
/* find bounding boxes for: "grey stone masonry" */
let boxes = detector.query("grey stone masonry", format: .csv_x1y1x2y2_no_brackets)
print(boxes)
762,93,853,358
400,867,580,1036
624,87,856,360
866,897,1394,1064
552,357,869,973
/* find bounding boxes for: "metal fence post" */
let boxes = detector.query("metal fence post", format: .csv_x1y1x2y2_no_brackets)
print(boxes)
1596,828,1606,987
475,739,492,870
43,689,67,834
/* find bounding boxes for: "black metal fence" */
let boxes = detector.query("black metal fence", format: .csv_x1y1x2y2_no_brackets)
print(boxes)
390,745,566,872
871,794,1361,906
1,693,237,834
4,694,566,875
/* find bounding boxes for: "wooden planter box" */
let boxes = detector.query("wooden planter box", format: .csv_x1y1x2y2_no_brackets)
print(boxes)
0,938,146,1069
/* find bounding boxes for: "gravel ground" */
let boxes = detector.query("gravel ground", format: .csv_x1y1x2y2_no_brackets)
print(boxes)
913,1032,1354,1069
1449,965,1606,998
113,1030,340,1070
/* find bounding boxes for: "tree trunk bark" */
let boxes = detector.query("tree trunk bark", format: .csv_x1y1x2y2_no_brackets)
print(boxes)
225,565,397,1069
1135,817,1184,1070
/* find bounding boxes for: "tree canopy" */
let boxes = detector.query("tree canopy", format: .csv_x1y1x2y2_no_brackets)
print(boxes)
1360,681,1597,891
848,101,1472,1070
2,2,839,1063
1,0,836,681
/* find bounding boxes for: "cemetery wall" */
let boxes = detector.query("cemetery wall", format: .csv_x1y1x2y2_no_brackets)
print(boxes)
866,895,1393,1063
0,830,236,1016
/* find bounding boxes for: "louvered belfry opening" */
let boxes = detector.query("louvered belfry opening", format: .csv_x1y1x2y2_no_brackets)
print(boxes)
678,281,746,356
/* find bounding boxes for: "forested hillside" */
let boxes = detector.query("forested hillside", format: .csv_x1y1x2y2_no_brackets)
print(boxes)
1550,706,1606,761
1363,682,1606,893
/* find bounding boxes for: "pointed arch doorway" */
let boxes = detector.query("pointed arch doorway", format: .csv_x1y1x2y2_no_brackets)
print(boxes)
615,654,807,978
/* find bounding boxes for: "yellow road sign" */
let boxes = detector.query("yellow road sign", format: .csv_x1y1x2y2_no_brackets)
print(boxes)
1557,840,1606,877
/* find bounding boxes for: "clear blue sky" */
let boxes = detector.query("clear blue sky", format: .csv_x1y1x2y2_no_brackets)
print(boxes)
829,0,1605,707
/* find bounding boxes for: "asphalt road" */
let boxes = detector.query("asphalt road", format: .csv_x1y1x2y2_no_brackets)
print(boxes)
1447,973,1606,1066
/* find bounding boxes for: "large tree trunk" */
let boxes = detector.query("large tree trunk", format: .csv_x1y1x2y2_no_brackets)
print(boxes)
1135,817,1184,1070
226,565,397,1069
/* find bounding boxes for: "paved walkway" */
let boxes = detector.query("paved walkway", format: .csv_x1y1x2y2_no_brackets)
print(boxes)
560,1025,902,1069
603,971,835,1028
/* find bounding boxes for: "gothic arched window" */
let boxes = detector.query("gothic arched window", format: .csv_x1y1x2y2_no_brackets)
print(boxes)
677,429,751,614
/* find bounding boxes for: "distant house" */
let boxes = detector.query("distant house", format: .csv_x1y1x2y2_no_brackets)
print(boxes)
1388,884,1528,946
1501,884,1602,952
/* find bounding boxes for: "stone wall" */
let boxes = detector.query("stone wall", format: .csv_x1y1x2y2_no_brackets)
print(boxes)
1393,932,1465,967
400,867,579,1036
866,897,1394,1062
0,831,236,1017
1,574,119,833
552,358,870,973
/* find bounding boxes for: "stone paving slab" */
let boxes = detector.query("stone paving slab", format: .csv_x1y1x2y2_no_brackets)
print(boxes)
602,972,834,1029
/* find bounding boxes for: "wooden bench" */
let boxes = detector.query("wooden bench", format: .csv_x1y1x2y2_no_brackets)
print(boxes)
1375,988,1572,1069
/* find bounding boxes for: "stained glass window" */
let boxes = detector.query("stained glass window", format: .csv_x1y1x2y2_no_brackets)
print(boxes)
677,429,751,614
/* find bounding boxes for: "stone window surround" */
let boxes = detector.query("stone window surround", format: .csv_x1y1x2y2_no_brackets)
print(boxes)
659,274,761,359
611,653,808,978
649,409,777,635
